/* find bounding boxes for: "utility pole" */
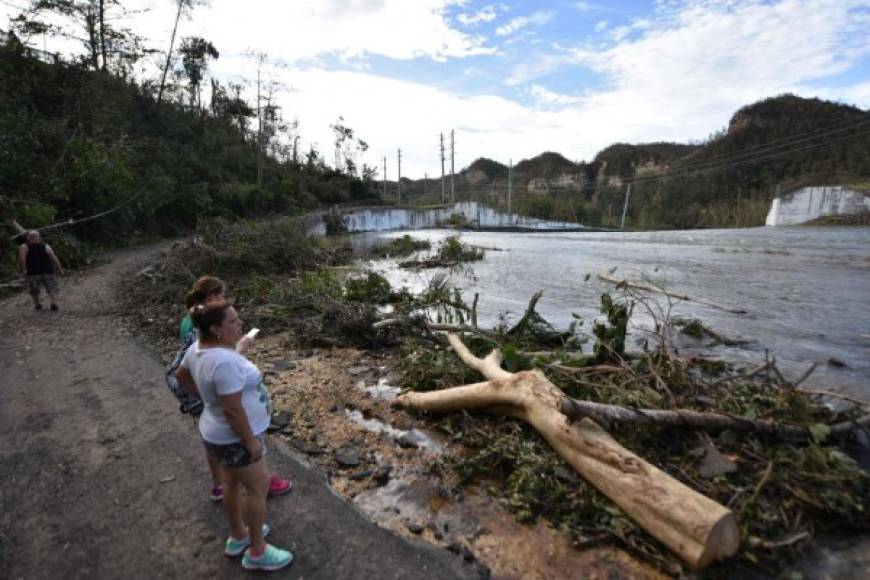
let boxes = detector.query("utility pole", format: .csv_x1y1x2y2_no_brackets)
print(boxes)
439,133,446,205
508,159,513,214
383,156,387,199
620,183,632,229
450,129,455,204
424,173,428,198
397,148,402,204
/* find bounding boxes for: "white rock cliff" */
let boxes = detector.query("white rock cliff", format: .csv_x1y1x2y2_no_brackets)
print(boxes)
765,186,870,226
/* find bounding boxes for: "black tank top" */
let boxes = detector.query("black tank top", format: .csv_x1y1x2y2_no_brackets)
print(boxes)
25,242,54,275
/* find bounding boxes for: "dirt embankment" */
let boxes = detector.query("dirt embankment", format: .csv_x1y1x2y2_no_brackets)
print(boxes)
236,338,662,580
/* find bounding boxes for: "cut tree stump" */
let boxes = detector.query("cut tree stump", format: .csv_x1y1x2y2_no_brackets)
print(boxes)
397,334,740,570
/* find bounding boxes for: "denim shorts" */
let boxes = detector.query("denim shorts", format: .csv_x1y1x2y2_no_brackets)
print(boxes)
203,435,267,468
27,274,59,295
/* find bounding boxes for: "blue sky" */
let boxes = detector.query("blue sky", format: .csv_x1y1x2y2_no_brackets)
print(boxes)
3,0,870,177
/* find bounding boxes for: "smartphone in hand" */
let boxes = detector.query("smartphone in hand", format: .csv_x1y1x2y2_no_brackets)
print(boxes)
245,328,260,339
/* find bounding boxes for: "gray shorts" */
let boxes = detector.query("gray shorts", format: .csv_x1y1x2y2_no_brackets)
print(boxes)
26,274,59,295
203,435,267,468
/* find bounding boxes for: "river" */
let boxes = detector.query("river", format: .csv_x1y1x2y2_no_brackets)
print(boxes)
353,226,870,398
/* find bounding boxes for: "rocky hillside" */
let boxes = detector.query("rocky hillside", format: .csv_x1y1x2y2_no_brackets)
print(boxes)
399,95,870,229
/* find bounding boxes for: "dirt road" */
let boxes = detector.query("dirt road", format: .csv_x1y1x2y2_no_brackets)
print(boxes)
0,243,479,579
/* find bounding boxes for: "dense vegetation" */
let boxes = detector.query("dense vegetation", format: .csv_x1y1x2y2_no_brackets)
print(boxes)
0,29,379,282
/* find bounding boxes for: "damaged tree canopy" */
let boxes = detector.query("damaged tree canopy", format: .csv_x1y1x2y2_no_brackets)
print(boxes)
398,236,484,269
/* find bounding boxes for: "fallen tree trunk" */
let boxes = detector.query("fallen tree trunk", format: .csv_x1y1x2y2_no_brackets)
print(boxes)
397,334,741,570
560,398,870,440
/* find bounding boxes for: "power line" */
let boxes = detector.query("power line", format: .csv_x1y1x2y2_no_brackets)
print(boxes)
0,0,30,11
439,132,446,204
649,118,870,176
450,129,455,204
626,125,870,185
7,188,148,240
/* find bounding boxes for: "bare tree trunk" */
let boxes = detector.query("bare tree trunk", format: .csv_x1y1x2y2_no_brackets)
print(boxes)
85,9,100,70
397,334,740,570
98,0,107,71
157,0,184,104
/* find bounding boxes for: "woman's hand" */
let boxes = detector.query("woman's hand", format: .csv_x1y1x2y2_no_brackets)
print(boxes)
219,392,261,461
244,437,263,462
235,335,254,354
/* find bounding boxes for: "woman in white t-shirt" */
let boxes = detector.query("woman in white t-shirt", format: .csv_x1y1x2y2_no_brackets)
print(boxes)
177,301,293,572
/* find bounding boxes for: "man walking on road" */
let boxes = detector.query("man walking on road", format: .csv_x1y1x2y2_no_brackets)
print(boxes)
18,230,64,311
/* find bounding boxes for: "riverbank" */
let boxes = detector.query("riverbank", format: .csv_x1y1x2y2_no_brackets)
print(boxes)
119,216,870,577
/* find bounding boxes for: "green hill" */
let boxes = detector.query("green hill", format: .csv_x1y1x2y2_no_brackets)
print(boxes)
466,157,508,180
514,152,576,176
0,34,378,280
608,95,870,228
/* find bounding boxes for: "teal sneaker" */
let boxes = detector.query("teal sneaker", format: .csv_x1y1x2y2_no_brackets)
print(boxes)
241,544,294,571
224,523,271,557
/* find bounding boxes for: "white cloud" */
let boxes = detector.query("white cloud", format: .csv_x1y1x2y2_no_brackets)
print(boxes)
2,0,496,62
495,10,554,36
575,0,870,105
457,5,496,26
527,85,582,107
802,80,870,108
505,52,569,85
127,0,495,63
594,20,608,32
507,0,870,141
608,17,652,42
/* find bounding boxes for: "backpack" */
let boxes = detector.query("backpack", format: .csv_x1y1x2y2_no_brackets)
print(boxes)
164,329,205,416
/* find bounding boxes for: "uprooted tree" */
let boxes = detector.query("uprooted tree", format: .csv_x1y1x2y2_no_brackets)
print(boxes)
397,330,870,570
398,333,741,570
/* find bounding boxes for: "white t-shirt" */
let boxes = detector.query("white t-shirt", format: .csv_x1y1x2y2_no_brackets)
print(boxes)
180,341,272,444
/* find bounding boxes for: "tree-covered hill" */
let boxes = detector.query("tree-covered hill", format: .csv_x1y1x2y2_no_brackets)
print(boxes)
465,158,508,180
411,94,870,229
594,142,701,179
0,34,378,281
514,151,576,177
606,95,870,229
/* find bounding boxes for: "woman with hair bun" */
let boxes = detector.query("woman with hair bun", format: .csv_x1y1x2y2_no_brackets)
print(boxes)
170,276,291,502
178,301,293,571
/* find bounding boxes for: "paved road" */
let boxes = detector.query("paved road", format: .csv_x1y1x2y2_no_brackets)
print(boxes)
0,244,478,579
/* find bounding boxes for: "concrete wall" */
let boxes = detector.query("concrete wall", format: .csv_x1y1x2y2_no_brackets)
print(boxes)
337,201,586,233
765,186,870,226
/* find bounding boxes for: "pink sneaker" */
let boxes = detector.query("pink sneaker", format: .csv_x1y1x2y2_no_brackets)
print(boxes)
211,484,224,502
268,475,292,497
